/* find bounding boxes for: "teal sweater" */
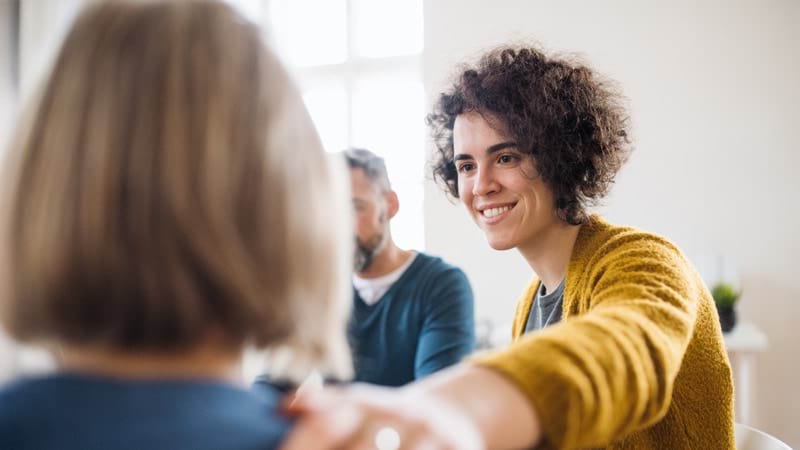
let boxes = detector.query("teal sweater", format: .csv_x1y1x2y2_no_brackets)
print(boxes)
348,253,475,386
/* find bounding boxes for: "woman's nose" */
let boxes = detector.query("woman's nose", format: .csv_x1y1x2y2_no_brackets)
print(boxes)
472,167,499,197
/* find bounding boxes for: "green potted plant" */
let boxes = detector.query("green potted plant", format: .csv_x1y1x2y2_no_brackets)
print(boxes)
711,282,741,332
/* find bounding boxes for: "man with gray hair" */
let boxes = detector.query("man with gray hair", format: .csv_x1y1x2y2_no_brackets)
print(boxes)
343,148,475,386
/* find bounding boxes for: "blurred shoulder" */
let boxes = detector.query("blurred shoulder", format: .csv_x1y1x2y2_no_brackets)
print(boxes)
0,375,56,414
0,376,54,443
413,252,469,280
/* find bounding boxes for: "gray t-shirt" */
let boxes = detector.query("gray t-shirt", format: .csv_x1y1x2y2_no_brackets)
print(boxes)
524,279,565,333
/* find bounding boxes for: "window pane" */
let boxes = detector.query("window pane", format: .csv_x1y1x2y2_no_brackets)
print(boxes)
352,74,425,250
269,0,347,67
302,81,348,153
353,0,423,58
223,0,264,24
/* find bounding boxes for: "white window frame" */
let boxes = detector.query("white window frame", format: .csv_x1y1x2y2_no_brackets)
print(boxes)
259,0,426,250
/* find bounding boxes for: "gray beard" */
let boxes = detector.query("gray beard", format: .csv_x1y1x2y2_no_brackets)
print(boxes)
353,243,374,272
353,231,386,272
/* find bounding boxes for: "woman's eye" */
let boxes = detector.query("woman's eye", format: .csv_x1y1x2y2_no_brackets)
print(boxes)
457,163,475,174
498,154,518,164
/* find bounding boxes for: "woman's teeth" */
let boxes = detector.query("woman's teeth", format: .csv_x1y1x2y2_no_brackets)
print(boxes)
483,205,512,218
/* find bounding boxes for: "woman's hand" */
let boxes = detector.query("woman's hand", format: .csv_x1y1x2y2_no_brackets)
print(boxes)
280,383,485,450
280,365,540,450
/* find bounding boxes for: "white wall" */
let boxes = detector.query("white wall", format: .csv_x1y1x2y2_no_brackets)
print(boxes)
0,1,15,145
17,0,84,99
423,0,800,446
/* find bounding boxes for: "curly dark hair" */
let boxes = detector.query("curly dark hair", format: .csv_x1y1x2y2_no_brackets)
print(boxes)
427,45,632,225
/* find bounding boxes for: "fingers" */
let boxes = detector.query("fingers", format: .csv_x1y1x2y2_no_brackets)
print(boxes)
400,434,442,450
343,422,401,450
283,385,344,415
279,402,363,450
280,384,485,450
282,386,405,450
294,370,324,401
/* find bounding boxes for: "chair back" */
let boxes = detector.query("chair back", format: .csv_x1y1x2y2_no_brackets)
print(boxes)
735,423,793,450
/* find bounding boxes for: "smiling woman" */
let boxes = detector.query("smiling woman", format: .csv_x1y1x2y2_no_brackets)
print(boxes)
281,44,735,450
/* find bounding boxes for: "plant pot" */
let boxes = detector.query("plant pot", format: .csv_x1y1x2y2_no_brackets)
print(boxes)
717,305,737,333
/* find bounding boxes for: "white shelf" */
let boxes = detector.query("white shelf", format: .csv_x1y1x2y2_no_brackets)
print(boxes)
723,321,768,353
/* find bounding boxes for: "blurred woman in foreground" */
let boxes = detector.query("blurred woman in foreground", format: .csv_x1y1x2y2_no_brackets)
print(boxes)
0,2,351,449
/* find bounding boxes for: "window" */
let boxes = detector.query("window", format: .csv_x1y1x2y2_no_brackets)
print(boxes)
227,0,425,250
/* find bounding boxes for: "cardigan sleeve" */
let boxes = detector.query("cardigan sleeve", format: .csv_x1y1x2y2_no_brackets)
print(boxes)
473,233,702,449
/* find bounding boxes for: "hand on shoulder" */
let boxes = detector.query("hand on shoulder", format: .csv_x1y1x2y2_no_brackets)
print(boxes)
281,383,484,450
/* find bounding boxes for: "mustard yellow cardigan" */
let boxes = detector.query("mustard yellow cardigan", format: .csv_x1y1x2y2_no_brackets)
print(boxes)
475,216,735,449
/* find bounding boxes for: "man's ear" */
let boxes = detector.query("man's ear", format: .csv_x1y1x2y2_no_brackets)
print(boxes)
385,190,399,220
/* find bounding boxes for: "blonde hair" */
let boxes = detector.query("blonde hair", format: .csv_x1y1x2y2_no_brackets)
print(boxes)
0,0,352,379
